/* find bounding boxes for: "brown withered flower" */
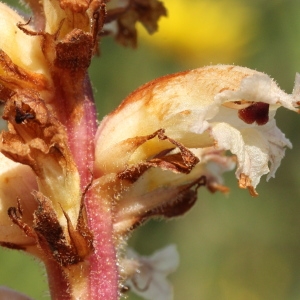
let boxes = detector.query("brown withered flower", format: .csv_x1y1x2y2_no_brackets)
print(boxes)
0,1,299,300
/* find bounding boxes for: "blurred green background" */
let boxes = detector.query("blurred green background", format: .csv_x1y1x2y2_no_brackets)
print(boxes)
2,0,300,299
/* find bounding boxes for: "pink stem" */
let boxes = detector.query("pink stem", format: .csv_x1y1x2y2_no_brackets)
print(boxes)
66,76,98,185
51,73,119,299
87,189,119,299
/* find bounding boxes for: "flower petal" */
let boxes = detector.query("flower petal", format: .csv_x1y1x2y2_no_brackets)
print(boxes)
125,245,179,300
0,153,37,246
0,2,48,75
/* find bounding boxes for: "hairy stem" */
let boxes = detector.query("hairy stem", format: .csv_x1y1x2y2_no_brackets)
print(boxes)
48,72,119,298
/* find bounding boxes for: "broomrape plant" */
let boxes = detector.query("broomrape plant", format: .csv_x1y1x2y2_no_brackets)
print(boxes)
0,0,298,299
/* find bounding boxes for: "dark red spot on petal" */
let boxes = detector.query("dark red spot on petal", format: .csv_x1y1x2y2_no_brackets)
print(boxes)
238,102,269,125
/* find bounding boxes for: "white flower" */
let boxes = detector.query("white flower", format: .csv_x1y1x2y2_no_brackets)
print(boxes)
95,65,299,197
124,245,179,300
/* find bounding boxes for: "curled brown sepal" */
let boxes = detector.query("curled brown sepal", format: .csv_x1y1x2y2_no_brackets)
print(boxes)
7,198,37,247
118,129,199,183
111,131,232,236
33,191,93,266
106,0,167,47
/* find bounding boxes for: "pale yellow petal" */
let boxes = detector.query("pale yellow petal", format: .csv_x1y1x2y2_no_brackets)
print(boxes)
0,153,37,245
0,2,48,75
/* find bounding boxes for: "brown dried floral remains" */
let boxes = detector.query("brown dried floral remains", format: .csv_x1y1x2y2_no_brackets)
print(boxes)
0,84,93,266
8,191,93,266
107,0,167,47
59,0,91,12
119,176,207,233
0,91,74,177
144,176,206,219
54,29,93,71
33,191,93,266
113,129,206,233
0,50,48,94
239,173,258,196
118,129,199,182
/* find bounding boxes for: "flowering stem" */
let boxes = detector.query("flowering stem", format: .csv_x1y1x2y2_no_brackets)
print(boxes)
87,187,119,299
51,72,97,185
50,69,119,297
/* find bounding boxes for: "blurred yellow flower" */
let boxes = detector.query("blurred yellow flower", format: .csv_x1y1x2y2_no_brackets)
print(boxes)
139,0,259,65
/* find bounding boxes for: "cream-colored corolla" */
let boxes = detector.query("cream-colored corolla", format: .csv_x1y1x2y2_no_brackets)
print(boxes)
95,65,298,197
